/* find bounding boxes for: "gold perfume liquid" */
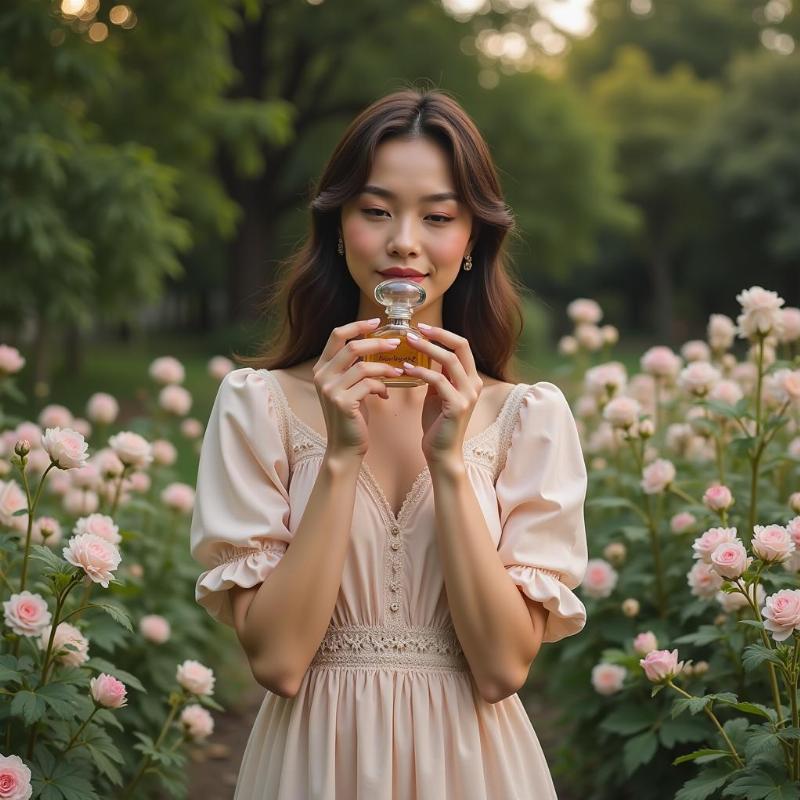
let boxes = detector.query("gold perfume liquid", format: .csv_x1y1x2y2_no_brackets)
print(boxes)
362,325,430,387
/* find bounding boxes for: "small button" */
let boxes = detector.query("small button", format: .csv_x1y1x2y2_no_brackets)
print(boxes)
390,526,400,536
390,541,401,551
389,602,400,612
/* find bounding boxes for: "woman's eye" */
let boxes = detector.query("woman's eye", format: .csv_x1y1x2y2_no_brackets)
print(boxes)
427,215,452,223
362,208,389,217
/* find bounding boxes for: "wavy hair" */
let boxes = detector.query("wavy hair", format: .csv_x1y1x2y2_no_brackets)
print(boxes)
239,88,525,383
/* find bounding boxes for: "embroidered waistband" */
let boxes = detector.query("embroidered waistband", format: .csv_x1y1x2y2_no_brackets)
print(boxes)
309,625,469,673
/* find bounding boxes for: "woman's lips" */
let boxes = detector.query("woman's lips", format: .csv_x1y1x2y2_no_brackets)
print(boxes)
378,272,427,282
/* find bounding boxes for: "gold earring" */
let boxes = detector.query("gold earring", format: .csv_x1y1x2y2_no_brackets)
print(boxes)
463,253,472,271
337,236,344,256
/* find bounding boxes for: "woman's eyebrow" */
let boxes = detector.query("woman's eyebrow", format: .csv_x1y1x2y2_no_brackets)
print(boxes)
360,184,459,202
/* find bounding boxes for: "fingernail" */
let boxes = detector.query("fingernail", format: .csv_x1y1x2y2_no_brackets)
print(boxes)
386,339,401,345
407,332,419,340
402,362,415,370
392,367,404,374
366,317,381,325
417,323,432,330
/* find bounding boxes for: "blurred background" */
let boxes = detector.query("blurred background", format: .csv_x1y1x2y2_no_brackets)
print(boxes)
1,0,799,412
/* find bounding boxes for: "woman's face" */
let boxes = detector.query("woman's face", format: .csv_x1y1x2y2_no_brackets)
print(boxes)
340,136,475,324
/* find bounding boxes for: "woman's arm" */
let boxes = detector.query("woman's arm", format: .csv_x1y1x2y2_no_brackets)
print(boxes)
231,451,363,697
430,458,547,704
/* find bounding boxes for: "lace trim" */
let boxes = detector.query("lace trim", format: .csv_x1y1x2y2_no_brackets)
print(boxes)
211,541,287,568
507,564,562,581
309,624,469,672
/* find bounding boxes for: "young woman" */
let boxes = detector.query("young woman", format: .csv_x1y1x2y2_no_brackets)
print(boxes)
190,88,588,800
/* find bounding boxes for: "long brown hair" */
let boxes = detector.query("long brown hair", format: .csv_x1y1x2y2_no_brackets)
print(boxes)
239,88,526,383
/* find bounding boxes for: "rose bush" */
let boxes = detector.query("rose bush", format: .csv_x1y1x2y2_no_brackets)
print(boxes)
535,287,800,799
0,353,236,798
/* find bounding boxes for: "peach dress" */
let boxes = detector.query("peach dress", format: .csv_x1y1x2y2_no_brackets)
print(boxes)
190,368,588,800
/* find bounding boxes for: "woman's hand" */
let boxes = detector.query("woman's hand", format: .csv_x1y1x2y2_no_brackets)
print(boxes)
402,323,483,466
313,319,403,458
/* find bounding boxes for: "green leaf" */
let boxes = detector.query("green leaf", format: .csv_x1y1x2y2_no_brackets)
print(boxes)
37,682,81,720
675,765,732,800
659,715,709,748
742,644,783,672
726,702,777,722
11,689,47,724
28,544,70,574
0,655,23,685
673,749,731,766
673,695,715,717
723,770,800,799
599,703,659,736
85,602,133,632
623,729,658,775
674,625,727,646
197,694,224,712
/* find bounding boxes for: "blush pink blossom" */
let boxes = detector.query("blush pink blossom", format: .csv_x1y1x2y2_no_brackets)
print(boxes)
602,324,618,345
708,380,744,408
681,340,712,363
176,659,215,696
761,589,800,642
787,517,800,547
38,404,73,430
47,470,71,497
127,472,151,493
736,285,785,339
180,418,203,439
109,432,153,469
161,482,195,514
584,362,627,398
558,335,578,356
640,459,676,494
208,356,235,381
602,396,640,429
779,307,800,343
567,298,603,325
702,485,733,512
39,622,90,666
632,631,658,655
693,527,739,563
670,512,697,534
3,592,51,637
716,584,765,614
149,356,185,385
678,361,720,396
74,514,121,545
710,539,751,579
151,439,177,466
581,559,618,599
639,649,684,682
62,488,99,516
159,385,192,417
71,418,92,439
0,479,27,532
687,561,724,599
590,663,626,695
24,448,50,477
575,324,604,351
0,753,32,800
0,344,26,376
14,423,41,450
90,673,128,708
640,346,682,379
180,704,215,740
707,314,736,351
62,533,121,588
751,524,795,563
92,448,125,478
70,463,101,491
41,427,89,470
85,393,119,425
139,614,171,644
30,516,62,546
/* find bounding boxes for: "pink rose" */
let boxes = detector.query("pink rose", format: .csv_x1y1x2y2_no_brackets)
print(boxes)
640,346,682,379
736,286,785,339
159,385,192,417
41,427,88,470
109,431,153,469
602,396,640,429
160,482,195,514
692,527,738,563
90,673,127,708
787,517,800,547
70,463,101,491
14,423,41,450
710,539,751,579
62,533,121,588
601,324,617,345
151,439,177,466
0,345,26,376
678,362,720,396
670,512,697,534
85,393,119,425
575,324,603,351
633,631,658,656
640,459,676,494
752,524,795,563
208,356,235,381
707,314,736,351
0,479,28,532
25,449,50,477
139,614,171,644
687,561,724,599
779,307,800,344
708,380,743,408
558,335,578,356
74,514,121,545
3,592,51,637
680,340,711,363
180,418,203,439
762,589,800,642
38,405,73,430
176,659,215,696
581,559,618,599
127,472,151,493
30,516,62,546
591,663,626,695
39,622,90,666
0,753,32,800
92,448,124,479
567,298,603,325
180,704,215,740
639,649,684,682
149,356,185,385
62,488,99,516
702,485,733,512
584,362,627,398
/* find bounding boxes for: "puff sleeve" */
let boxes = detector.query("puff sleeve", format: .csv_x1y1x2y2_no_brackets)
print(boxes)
189,368,292,627
495,382,588,643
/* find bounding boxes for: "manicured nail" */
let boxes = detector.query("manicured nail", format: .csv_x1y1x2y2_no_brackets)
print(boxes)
392,367,404,374
407,332,419,340
402,362,415,370
417,322,432,330
366,317,381,325
386,339,401,345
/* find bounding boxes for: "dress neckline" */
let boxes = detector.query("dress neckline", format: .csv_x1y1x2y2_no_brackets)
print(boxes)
260,369,528,529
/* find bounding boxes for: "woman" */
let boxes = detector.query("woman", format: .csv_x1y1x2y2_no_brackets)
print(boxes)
190,88,588,799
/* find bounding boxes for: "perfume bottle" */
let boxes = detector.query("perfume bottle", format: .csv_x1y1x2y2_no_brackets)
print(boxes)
362,278,430,387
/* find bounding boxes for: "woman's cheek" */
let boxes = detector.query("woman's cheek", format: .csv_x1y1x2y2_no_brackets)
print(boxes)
343,218,382,262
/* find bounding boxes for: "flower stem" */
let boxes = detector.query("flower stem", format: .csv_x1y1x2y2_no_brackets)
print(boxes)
19,462,56,592
63,705,99,753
